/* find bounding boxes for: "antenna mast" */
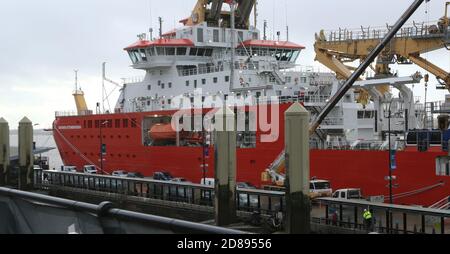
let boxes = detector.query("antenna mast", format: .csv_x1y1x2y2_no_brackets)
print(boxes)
74,70,79,91
286,26,289,41
263,20,267,40
158,17,163,38
149,0,153,40
254,0,258,28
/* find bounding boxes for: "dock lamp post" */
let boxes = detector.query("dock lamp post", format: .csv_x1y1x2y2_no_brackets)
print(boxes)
99,120,109,174
385,99,396,205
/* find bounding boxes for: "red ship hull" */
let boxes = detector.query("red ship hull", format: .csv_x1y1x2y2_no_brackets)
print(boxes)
53,104,450,207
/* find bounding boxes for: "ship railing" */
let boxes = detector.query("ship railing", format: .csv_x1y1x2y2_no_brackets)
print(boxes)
314,198,450,234
321,117,344,126
279,65,334,74
34,169,286,216
303,95,330,104
55,111,79,117
178,65,226,77
322,20,448,43
321,140,407,151
122,76,145,84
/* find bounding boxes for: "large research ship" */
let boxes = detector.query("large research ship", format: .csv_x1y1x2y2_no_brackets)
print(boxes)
53,0,450,206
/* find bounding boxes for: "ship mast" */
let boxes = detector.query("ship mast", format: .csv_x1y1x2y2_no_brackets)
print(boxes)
72,70,89,115
229,0,236,93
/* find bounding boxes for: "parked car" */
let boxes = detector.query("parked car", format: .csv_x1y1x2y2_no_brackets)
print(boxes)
61,166,77,173
171,177,191,183
237,182,257,189
83,165,97,174
112,170,128,177
153,171,173,181
127,172,144,178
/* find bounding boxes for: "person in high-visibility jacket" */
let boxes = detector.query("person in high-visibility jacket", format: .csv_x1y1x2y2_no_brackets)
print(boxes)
363,209,373,231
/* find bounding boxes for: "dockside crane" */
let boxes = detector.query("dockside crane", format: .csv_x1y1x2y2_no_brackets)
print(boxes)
183,0,256,29
264,0,435,188
314,1,450,105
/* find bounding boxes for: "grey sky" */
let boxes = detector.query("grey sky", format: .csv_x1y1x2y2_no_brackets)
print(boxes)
0,0,448,127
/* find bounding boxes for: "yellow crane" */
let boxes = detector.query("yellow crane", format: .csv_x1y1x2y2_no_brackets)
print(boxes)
183,0,256,29
314,1,450,105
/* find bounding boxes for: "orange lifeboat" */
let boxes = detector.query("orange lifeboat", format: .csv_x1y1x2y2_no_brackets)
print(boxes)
149,124,177,141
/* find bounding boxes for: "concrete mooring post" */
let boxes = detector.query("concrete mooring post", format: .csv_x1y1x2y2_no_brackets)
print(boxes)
18,117,34,191
0,118,10,186
285,102,311,234
214,106,237,226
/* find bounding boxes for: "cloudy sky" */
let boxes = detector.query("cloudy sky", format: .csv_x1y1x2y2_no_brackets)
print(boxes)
0,0,448,128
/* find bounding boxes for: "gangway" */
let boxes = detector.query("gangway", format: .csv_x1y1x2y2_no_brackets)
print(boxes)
430,196,450,210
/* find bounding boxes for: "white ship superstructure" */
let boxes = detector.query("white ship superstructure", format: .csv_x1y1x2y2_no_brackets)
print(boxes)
112,0,424,147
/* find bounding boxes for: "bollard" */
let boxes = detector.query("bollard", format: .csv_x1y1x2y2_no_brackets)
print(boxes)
18,117,34,191
285,103,311,234
214,107,237,226
0,118,10,186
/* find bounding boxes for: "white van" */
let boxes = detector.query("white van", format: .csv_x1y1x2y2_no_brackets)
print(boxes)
310,180,333,198
201,178,215,186
332,189,364,200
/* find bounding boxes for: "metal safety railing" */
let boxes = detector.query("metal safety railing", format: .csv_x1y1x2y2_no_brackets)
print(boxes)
323,21,449,43
0,187,245,234
34,169,285,216
314,198,450,234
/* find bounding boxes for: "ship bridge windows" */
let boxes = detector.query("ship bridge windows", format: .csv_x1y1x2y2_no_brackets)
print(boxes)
128,49,148,63
177,47,187,56
188,47,213,57
248,47,301,63
128,51,139,64
139,49,147,61
166,47,175,55
156,47,165,56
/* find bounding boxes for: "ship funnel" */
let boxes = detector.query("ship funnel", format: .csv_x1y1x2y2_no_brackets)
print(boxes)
72,70,90,115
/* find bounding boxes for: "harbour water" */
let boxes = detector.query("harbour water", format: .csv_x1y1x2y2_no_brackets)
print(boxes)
10,130,62,169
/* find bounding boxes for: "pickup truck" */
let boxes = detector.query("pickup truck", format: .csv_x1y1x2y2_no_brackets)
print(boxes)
332,188,364,200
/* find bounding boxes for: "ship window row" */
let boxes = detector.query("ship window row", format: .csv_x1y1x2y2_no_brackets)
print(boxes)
236,47,301,63
357,111,376,119
64,151,136,159
155,76,230,91
128,47,214,64
83,119,138,129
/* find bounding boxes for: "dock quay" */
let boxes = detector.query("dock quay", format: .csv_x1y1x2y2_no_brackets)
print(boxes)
25,169,450,234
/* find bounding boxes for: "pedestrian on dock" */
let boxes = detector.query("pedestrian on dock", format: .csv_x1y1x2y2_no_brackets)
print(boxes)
331,210,338,226
363,208,373,231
